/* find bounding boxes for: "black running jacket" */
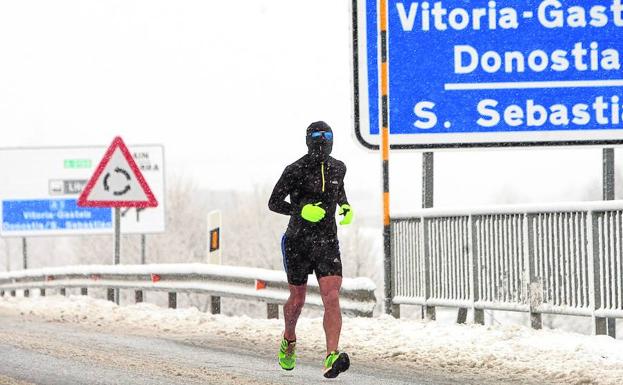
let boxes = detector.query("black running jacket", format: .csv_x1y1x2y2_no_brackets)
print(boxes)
268,154,349,239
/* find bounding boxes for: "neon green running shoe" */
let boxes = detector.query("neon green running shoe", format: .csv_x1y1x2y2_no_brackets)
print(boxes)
323,351,350,378
278,337,296,370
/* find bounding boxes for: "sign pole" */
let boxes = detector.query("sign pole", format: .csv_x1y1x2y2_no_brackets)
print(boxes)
602,148,616,338
141,234,146,264
22,237,27,270
422,152,435,320
22,237,29,297
114,207,121,305
379,0,396,317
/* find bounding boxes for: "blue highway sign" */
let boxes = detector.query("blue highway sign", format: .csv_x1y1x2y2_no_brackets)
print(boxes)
353,0,623,149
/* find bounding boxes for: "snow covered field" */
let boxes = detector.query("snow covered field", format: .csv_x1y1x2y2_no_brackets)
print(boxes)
1,296,622,384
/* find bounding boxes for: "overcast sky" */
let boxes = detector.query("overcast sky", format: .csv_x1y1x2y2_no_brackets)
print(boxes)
0,0,619,219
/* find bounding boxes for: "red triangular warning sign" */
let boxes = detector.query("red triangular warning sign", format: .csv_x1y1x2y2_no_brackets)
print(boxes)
78,137,158,208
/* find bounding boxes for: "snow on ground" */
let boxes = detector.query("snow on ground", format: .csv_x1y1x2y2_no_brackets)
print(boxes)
1,295,622,385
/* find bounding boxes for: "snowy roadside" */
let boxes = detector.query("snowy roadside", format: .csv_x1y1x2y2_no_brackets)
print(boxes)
1,295,621,385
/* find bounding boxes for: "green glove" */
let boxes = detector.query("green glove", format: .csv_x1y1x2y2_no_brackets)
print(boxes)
301,202,326,222
339,204,353,225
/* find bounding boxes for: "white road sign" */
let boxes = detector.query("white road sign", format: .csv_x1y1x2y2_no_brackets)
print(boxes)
0,144,165,237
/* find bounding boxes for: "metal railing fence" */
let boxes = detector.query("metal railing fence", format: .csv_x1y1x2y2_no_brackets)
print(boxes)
0,263,377,318
391,201,623,335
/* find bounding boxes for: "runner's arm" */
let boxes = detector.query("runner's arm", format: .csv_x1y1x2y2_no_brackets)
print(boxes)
268,167,296,215
337,167,349,207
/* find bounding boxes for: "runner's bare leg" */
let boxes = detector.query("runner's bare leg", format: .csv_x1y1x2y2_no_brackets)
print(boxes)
319,275,342,355
283,283,307,341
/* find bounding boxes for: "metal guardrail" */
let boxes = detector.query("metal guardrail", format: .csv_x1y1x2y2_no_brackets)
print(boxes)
0,263,377,318
391,201,623,335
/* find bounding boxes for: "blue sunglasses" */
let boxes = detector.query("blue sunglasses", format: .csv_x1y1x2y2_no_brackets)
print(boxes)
310,131,333,140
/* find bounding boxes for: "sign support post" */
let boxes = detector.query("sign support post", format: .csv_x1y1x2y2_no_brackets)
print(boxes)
379,0,395,317
141,234,146,264
422,152,435,320
22,237,29,297
114,207,121,304
22,237,27,270
602,148,617,338
114,208,121,266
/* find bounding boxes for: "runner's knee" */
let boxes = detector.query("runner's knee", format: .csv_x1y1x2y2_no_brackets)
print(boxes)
321,289,340,308
291,297,305,310
288,291,306,310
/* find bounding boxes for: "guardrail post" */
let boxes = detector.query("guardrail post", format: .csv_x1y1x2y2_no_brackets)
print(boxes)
40,288,45,297
24,289,30,298
456,308,467,324
588,211,607,335
607,317,616,338
470,215,484,325
422,218,436,320
210,296,221,314
524,214,542,329
107,288,115,302
60,288,66,296
135,290,143,303
81,288,88,296
168,292,177,309
392,303,401,319
267,303,279,319
10,290,16,297
0,290,4,297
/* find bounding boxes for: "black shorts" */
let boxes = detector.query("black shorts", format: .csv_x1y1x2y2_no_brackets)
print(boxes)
281,234,342,286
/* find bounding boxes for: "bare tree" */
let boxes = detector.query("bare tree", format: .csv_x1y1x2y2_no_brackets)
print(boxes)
339,225,381,280
223,185,288,269
0,238,10,272
73,176,207,266
146,176,207,264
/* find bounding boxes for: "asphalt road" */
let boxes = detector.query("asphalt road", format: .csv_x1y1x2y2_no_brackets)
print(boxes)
0,315,472,385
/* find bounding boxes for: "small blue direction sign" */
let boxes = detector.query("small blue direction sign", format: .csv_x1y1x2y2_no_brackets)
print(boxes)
2,199,112,236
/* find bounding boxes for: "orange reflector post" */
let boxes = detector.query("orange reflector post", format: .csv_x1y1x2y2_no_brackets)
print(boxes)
209,228,220,252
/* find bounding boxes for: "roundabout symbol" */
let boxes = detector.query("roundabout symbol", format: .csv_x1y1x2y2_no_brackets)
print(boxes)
103,167,132,196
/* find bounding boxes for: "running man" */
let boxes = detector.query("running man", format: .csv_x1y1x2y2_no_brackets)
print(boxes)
268,121,353,378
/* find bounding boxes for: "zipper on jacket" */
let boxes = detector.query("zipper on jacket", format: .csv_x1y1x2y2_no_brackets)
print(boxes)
321,162,326,192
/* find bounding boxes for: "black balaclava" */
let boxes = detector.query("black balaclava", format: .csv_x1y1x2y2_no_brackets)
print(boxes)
306,121,333,163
